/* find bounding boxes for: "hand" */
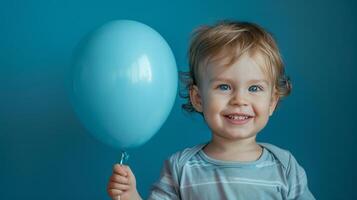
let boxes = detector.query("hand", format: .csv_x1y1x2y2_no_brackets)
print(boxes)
107,164,142,200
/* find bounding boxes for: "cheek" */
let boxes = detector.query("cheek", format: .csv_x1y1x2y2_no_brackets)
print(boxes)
254,99,273,115
202,93,226,112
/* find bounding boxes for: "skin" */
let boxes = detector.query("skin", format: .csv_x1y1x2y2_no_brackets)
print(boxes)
107,52,279,200
107,164,142,200
190,52,279,162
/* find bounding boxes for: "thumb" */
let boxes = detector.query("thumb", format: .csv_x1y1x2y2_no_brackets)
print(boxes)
121,165,136,185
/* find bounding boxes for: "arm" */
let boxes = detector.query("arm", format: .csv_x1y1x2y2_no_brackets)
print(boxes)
286,154,316,200
148,158,181,200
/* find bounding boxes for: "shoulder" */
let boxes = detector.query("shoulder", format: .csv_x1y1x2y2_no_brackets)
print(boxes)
260,143,315,198
260,143,308,183
166,144,205,168
259,142,300,170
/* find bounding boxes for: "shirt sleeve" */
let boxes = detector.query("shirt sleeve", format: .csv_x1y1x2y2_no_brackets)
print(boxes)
148,155,181,200
286,153,316,200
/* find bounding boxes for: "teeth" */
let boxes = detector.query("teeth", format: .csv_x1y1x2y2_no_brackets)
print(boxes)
228,115,249,120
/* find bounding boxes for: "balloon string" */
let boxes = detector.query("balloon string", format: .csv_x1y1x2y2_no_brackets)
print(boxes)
118,151,129,200
119,151,129,165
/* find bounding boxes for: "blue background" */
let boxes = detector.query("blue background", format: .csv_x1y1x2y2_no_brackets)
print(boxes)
1,0,356,199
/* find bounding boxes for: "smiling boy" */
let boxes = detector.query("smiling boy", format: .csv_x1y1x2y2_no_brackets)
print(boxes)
107,20,315,200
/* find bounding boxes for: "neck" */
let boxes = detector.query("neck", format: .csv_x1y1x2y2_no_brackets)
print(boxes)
203,136,262,162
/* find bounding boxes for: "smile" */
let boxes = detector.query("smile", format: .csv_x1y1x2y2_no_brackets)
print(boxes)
224,114,253,125
227,115,250,120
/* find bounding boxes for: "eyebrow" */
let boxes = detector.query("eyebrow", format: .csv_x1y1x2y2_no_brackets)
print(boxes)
209,78,270,85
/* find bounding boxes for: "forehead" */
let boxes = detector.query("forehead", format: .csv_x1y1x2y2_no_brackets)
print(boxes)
203,52,272,83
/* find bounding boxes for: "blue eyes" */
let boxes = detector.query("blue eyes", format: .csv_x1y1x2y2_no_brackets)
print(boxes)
248,85,263,92
217,84,263,92
218,84,231,91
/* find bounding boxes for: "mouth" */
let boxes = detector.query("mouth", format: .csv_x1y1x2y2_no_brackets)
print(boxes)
223,113,254,125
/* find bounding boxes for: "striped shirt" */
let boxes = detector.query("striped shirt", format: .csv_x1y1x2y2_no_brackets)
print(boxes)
148,143,315,200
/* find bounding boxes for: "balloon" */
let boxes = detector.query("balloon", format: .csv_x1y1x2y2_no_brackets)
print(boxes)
69,20,177,149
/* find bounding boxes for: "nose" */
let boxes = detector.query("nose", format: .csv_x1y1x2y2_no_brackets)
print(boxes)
229,89,248,106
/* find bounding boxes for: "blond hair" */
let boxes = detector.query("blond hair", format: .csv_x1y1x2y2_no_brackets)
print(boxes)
180,20,292,113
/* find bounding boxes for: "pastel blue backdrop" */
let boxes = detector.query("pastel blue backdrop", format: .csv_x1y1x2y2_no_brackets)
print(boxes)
1,0,356,199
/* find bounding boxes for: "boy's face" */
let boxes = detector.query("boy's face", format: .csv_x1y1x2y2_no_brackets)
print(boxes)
190,52,279,142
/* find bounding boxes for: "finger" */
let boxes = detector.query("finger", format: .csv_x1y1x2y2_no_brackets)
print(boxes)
121,165,133,176
107,188,123,197
121,165,135,181
122,165,136,184
108,182,130,190
113,164,128,176
110,174,130,184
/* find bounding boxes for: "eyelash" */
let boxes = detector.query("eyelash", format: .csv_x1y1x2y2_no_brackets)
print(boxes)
248,85,264,92
216,84,264,92
217,84,231,91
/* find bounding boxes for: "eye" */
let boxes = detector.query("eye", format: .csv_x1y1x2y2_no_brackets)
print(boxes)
218,84,231,91
248,85,263,92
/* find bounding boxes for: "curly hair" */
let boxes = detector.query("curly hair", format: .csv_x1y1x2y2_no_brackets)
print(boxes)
180,20,292,114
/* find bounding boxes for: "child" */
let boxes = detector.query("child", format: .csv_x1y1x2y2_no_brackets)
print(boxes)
107,20,315,200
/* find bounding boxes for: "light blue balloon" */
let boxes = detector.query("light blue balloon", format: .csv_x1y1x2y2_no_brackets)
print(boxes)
69,20,177,149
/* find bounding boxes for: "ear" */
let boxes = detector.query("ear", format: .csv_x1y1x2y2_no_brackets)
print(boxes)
189,85,203,112
269,90,279,116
